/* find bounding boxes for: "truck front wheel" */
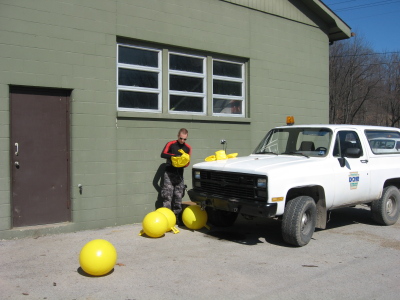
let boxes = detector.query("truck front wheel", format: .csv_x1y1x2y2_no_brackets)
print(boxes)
282,196,316,247
371,186,400,225
206,207,238,227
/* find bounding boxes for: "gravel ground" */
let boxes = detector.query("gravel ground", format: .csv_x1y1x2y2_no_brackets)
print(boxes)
1,205,399,300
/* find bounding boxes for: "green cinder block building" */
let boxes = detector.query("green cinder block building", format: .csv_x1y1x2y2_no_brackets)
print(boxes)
0,0,351,239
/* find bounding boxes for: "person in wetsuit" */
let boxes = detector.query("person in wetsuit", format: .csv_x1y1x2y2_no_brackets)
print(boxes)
160,128,192,220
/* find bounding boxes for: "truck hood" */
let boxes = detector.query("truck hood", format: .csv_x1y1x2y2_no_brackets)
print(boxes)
193,154,321,174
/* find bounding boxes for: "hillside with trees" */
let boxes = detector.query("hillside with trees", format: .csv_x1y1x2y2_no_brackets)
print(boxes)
329,36,400,127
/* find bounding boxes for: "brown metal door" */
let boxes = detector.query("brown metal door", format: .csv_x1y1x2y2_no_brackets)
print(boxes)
10,86,71,227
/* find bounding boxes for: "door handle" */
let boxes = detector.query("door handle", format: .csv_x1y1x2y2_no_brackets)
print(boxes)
15,142,19,156
15,161,20,168
360,159,368,163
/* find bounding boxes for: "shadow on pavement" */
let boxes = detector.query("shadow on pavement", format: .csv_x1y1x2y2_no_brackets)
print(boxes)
322,205,375,231
77,267,115,277
200,215,289,247
197,205,376,247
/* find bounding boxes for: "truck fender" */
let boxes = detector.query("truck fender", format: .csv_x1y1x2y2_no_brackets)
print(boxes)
286,185,327,229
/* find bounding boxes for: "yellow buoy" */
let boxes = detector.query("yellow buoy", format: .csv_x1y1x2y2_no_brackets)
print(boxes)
205,155,216,162
215,150,227,160
171,149,190,167
79,239,117,276
140,211,169,238
227,153,238,158
182,205,209,230
156,207,179,233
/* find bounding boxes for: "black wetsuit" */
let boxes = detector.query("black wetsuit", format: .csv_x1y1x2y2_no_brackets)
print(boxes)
160,140,192,214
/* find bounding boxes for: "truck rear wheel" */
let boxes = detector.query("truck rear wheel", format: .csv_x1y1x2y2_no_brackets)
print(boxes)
206,207,238,227
371,186,400,225
282,196,316,247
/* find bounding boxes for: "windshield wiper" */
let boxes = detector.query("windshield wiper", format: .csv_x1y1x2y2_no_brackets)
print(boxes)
282,152,309,158
255,151,278,155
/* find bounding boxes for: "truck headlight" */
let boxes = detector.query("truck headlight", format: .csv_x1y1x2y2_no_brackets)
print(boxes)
257,178,266,188
194,171,201,179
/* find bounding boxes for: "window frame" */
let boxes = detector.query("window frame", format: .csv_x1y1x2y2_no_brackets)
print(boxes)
168,52,207,115
333,130,364,157
212,58,246,117
116,42,248,119
365,130,400,154
117,44,162,113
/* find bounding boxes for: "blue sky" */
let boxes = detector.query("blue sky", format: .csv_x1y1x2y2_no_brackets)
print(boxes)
323,0,400,53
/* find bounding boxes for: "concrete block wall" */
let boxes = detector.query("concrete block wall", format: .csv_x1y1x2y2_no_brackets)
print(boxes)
0,86,11,231
115,119,252,225
247,10,329,146
0,0,332,238
0,0,119,237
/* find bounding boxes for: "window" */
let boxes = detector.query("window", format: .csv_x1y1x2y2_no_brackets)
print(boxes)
253,127,332,157
117,45,161,112
333,131,363,157
212,59,245,117
168,53,206,114
117,43,247,117
365,130,400,154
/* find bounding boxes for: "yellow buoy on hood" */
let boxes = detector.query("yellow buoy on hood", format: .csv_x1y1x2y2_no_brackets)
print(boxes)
205,150,238,161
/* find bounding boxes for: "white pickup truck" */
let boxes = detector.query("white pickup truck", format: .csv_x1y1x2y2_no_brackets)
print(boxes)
188,124,400,246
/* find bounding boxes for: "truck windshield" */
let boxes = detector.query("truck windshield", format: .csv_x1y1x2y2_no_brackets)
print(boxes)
253,127,332,157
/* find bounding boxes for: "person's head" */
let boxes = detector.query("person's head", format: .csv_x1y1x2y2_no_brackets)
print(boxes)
177,128,188,144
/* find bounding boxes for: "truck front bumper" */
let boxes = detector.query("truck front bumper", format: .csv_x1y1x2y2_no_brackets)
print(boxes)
187,189,277,218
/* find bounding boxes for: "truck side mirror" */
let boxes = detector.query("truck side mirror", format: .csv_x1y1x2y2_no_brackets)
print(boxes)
345,147,361,158
337,147,361,167
338,157,346,167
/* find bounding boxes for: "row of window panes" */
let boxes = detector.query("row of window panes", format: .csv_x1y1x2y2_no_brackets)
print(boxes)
117,44,245,116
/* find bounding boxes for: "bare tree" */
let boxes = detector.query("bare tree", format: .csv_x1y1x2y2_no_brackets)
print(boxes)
379,53,400,127
329,35,382,124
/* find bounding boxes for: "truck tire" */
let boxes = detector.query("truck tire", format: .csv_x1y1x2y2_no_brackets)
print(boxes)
282,196,316,247
206,207,238,227
371,186,400,225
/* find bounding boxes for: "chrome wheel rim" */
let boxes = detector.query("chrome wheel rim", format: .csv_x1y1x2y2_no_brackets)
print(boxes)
301,211,310,232
386,197,395,216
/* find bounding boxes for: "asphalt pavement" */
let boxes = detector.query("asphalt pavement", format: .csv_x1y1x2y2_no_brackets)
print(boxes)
1,205,399,300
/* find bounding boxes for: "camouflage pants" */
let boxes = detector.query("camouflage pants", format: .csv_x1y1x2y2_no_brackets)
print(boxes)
161,171,185,215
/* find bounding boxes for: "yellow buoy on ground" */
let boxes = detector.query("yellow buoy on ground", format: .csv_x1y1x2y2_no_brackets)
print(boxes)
182,205,209,230
79,239,117,276
156,207,180,233
139,211,169,238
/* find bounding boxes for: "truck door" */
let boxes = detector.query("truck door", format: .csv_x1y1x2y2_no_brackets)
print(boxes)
332,130,371,207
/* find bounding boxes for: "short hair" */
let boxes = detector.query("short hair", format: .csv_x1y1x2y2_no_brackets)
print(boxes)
178,128,188,135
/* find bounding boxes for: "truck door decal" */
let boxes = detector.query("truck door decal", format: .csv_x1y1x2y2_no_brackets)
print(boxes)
349,172,360,189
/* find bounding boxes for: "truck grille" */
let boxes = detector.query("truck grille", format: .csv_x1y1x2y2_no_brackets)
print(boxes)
193,169,267,201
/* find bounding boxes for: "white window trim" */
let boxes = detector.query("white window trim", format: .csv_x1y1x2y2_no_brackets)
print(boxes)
116,43,247,118
168,52,207,115
117,44,162,113
212,59,245,117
